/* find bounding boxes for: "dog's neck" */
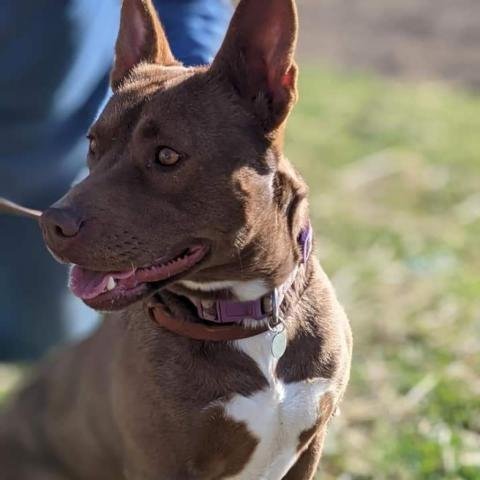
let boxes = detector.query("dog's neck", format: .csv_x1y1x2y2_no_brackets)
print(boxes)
148,250,313,348
178,224,312,305
149,222,312,343
187,223,310,317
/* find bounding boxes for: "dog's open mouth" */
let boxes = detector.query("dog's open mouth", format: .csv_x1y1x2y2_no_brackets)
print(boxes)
69,245,208,310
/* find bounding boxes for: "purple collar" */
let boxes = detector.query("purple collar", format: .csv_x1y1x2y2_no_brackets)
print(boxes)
194,223,313,325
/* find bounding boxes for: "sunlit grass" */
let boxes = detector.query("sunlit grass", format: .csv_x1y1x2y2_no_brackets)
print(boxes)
286,67,480,479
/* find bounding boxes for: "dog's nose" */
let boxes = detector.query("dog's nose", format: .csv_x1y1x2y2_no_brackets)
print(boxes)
41,207,83,240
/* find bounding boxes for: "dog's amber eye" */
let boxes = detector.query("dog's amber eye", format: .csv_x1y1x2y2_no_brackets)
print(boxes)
156,147,181,166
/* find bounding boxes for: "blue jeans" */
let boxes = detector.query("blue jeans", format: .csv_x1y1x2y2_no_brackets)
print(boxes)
0,0,232,360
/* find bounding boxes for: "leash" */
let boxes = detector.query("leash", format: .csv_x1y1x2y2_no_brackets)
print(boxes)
0,197,42,221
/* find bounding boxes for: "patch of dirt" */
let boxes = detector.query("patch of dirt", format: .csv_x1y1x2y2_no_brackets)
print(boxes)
297,0,480,89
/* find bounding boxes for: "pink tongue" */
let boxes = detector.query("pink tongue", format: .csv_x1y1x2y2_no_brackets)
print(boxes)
69,266,135,300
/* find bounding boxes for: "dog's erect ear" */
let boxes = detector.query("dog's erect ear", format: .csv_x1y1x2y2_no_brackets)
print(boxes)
111,0,178,89
211,0,298,131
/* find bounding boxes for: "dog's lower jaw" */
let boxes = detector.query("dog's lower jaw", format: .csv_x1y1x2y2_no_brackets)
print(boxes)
179,279,269,301
69,245,210,311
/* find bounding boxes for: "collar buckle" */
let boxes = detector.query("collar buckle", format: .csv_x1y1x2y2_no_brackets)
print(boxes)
194,222,313,326
215,298,266,323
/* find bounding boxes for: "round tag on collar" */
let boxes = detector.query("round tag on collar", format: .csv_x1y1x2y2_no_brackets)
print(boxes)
271,328,287,359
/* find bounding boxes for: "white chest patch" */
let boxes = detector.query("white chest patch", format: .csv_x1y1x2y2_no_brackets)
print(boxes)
224,332,332,480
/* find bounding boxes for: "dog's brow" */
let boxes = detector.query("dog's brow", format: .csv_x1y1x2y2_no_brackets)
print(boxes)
92,94,147,139
140,120,159,138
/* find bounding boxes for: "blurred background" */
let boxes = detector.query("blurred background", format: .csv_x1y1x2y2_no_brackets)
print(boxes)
289,1,480,478
1,0,479,479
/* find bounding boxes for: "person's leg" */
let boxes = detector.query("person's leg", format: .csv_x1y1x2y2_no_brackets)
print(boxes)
0,0,117,361
0,221,63,360
154,0,233,66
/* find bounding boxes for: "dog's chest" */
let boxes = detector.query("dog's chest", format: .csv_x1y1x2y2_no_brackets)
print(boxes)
222,332,331,480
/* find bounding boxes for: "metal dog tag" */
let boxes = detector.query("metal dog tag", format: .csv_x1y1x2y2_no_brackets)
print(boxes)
271,328,287,359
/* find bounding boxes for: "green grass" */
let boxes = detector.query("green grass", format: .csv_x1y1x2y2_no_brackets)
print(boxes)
2,66,480,479
284,67,480,479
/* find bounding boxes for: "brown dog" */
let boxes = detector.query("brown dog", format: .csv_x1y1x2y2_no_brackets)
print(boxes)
0,0,352,478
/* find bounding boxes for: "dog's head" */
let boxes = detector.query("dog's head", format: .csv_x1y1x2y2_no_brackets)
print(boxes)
41,0,309,311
